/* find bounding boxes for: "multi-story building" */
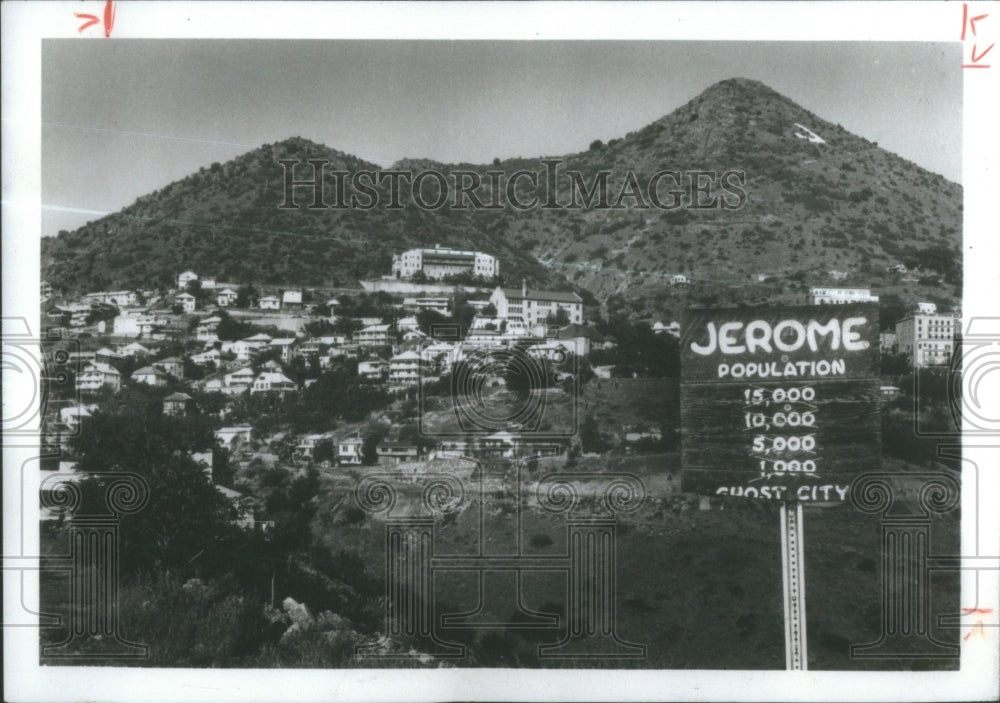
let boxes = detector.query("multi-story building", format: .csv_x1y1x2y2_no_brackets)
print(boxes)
389,351,431,385
490,283,584,327
402,297,451,315
177,270,199,289
216,288,239,307
337,436,364,465
392,245,499,280
175,292,197,313
354,324,391,347
358,359,389,380
132,365,169,387
76,362,122,393
895,313,958,367
808,287,880,305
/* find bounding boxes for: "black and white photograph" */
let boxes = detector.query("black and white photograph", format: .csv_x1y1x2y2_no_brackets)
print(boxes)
3,2,999,701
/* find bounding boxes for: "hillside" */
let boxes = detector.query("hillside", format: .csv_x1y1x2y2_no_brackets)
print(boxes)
42,78,962,316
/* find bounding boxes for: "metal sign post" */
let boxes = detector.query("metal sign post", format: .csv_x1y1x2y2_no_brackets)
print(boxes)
780,502,807,670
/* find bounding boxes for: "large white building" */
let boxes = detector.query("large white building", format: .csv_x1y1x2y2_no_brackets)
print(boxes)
392,245,499,280
808,287,880,305
489,283,583,327
895,313,958,367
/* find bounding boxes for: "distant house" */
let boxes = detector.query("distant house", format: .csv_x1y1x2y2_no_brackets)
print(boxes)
177,270,199,289
250,371,296,394
163,392,192,416
389,351,432,385
191,348,221,367
216,288,239,307
282,290,303,308
223,333,272,362
157,356,185,378
354,324,391,347
670,274,690,286
113,312,157,338
652,321,680,338
215,425,252,448
887,263,908,274
376,441,420,465
84,290,138,307
808,287,879,305
269,337,300,362
196,316,222,341
358,358,389,380
199,278,216,290
117,341,151,358
94,347,122,364
259,296,280,310
132,365,169,387
175,292,196,313
337,436,364,465
916,302,938,315
554,323,606,357
76,362,122,393
224,366,256,393
59,404,97,432
296,433,333,459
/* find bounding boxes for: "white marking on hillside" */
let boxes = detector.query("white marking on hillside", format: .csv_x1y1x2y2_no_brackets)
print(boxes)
793,123,826,144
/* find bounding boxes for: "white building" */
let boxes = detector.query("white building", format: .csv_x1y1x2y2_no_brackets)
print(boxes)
84,290,138,307
895,313,958,368
916,302,938,315
76,363,122,393
354,324,391,346
670,274,690,286
358,359,389,380
269,337,300,362
113,312,157,338
489,283,583,327
224,367,256,393
402,296,451,315
389,351,431,385
337,436,364,465
59,404,98,432
250,371,297,394
259,296,281,310
215,425,252,447
177,270,199,289
132,365,169,387
117,341,151,358
282,290,303,307
808,287,879,305
217,288,239,307
392,245,499,280
175,292,197,313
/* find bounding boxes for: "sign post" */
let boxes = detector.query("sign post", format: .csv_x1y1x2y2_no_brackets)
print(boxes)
679,303,880,671
780,502,807,670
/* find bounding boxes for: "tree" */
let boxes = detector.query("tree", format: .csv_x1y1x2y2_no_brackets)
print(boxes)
545,307,570,326
580,413,608,454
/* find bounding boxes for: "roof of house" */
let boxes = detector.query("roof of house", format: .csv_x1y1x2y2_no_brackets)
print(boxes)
391,351,422,361
255,371,295,384
270,337,298,346
133,366,167,377
243,333,273,342
84,362,120,375
175,292,195,300
499,288,582,304
164,392,192,402
159,356,183,364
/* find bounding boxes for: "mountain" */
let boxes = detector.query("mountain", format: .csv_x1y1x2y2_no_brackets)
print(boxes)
43,78,961,317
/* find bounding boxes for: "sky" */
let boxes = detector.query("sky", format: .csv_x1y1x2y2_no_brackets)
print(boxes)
42,40,962,236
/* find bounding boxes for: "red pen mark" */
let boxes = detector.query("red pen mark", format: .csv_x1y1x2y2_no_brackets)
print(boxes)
961,606,994,614
961,3,994,68
74,1,115,37
964,620,987,641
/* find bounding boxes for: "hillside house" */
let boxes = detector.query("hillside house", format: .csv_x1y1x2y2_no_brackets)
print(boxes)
296,433,334,459
117,341,151,358
200,278,216,290
376,441,420,465
354,324,391,347
132,365,169,387
196,316,222,341
215,425,252,448
490,283,583,327
59,404,98,432
76,362,122,393
163,392,192,416
175,292,196,313
808,287,879,305
84,290,138,307
282,290,303,308
191,348,221,367
113,312,157,338
157,356,185,378
216,288,239,307
670,274,690,286
224,367,256,393
392,245,499,280
94,347,122,364
269,337,300,362
250,371,296,395
337,436,364,465
177,270,199,289
358,358,389,380
259,296,280,310
389,351,431,385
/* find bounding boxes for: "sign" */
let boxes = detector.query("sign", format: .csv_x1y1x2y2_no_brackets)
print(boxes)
680,303,880,502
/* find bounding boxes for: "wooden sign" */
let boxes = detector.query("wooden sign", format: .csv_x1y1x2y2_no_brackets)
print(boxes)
680,303,880,502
